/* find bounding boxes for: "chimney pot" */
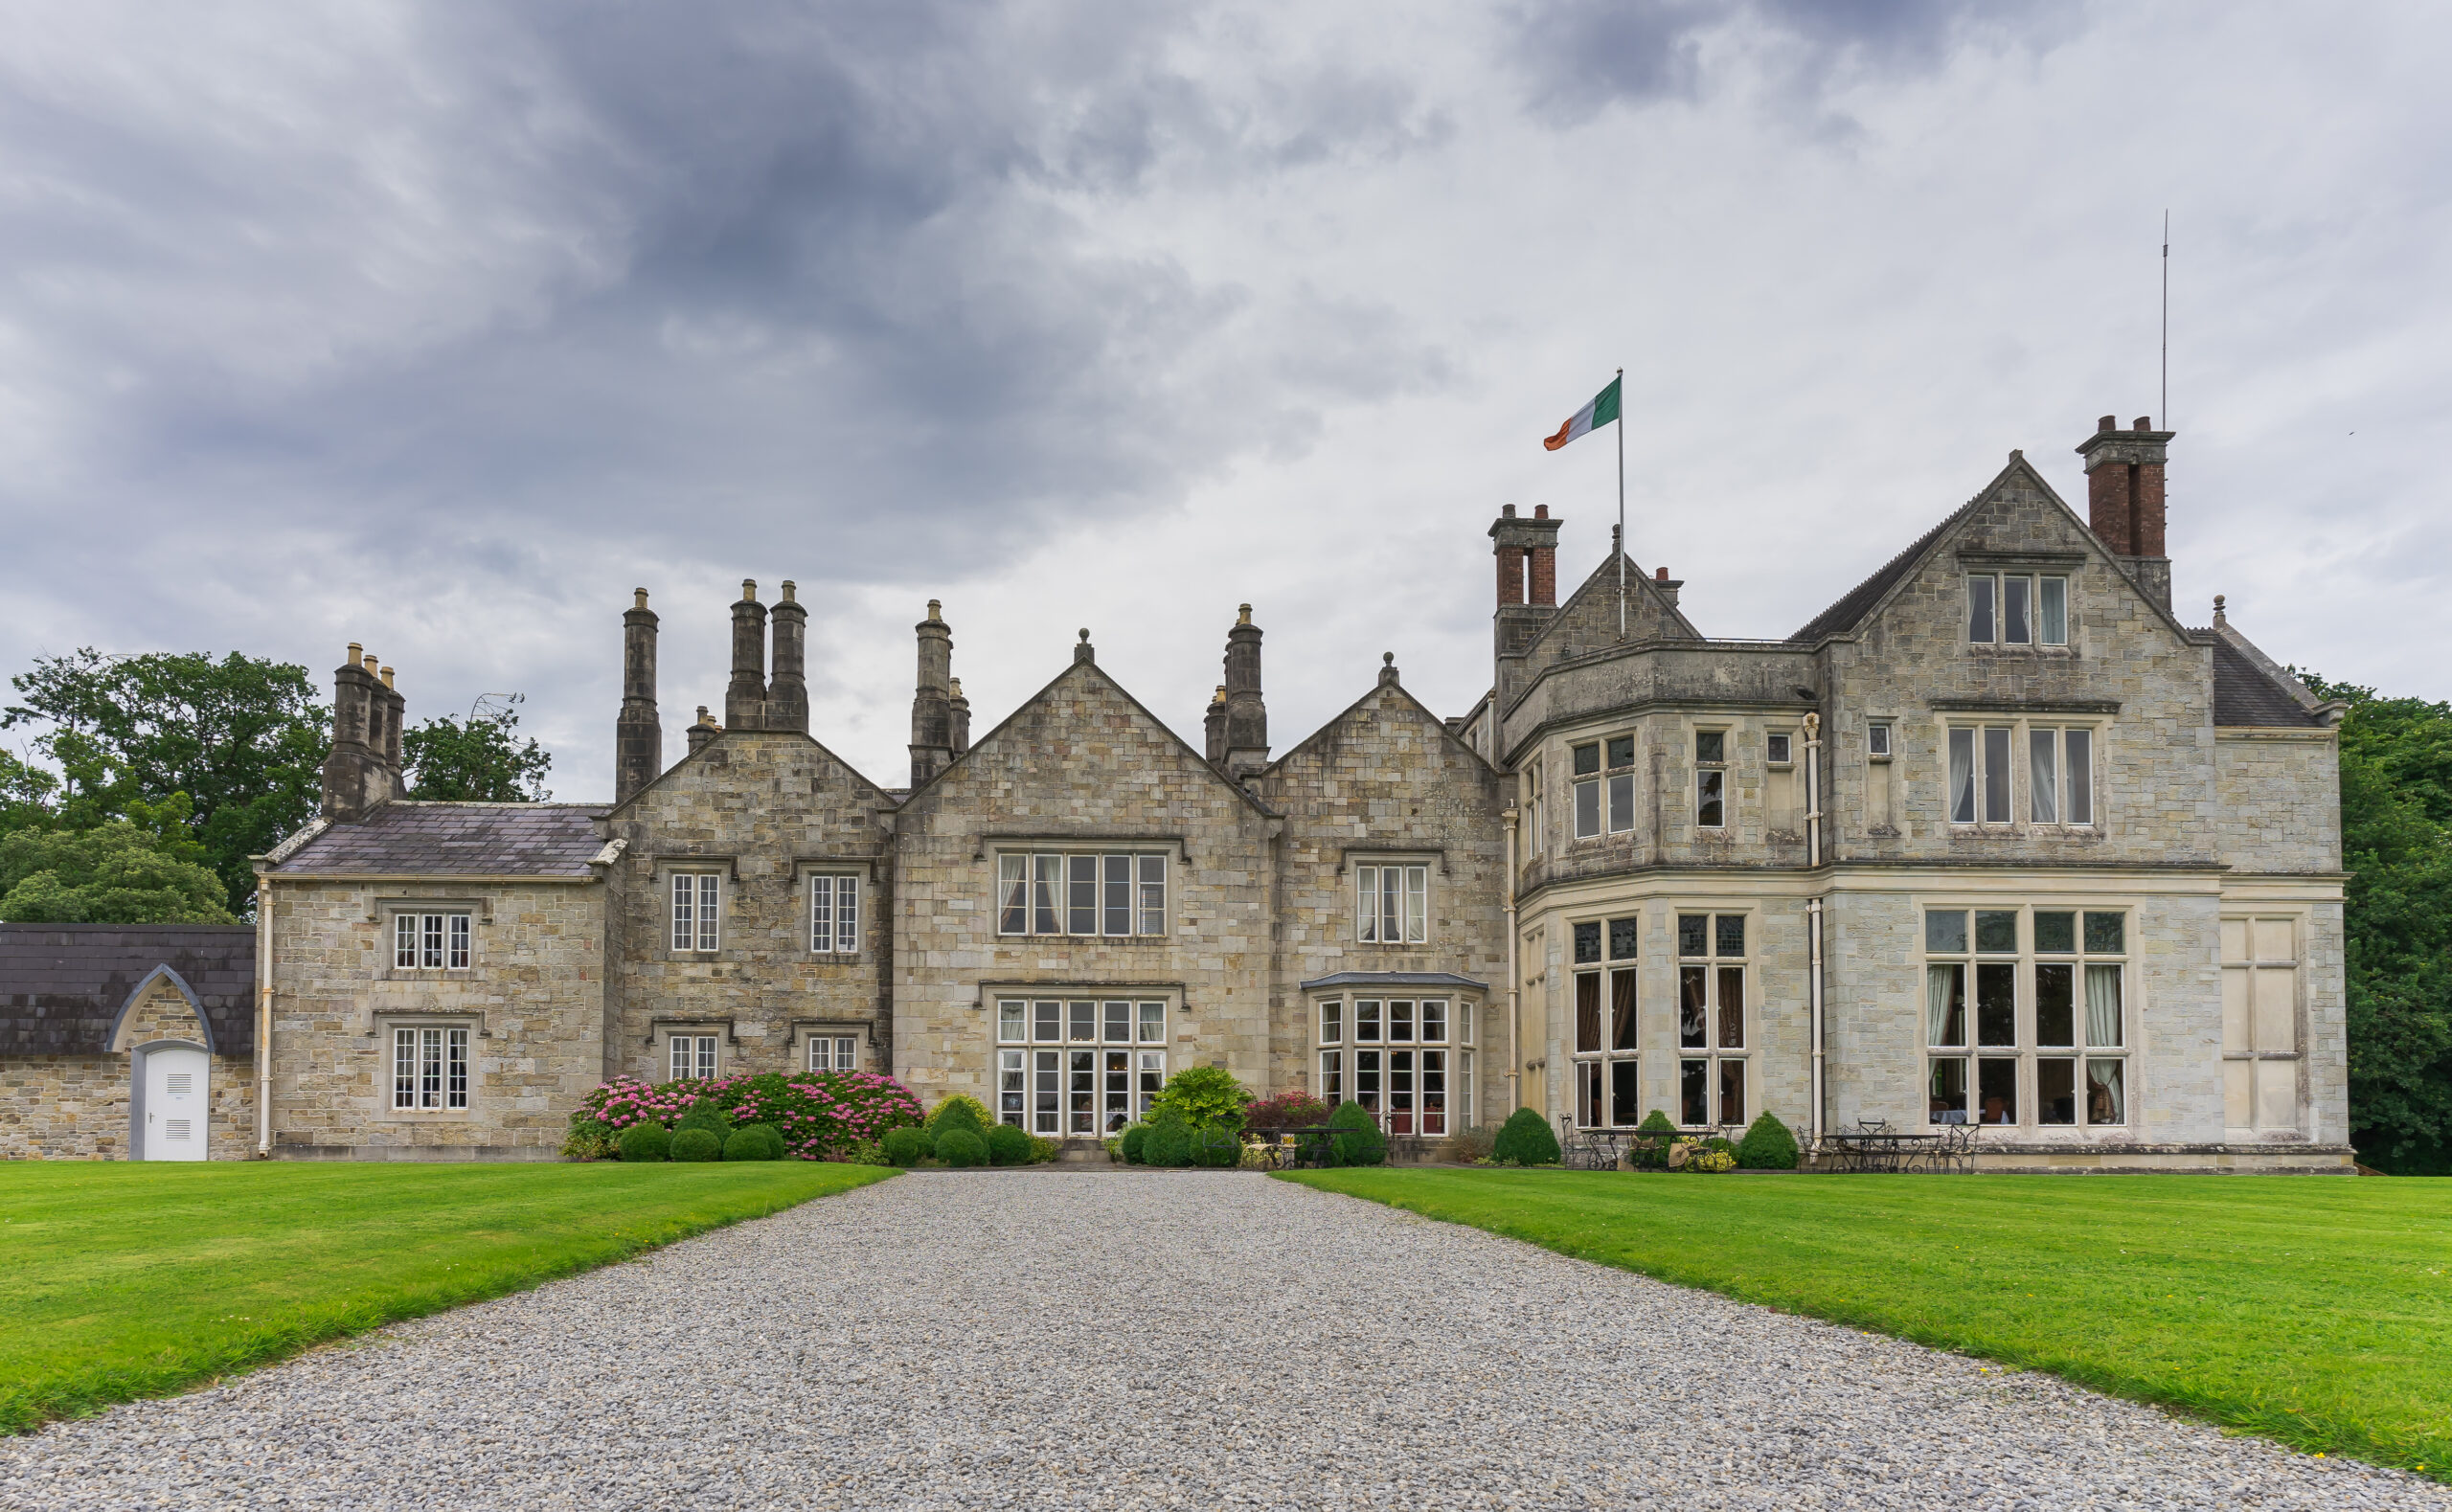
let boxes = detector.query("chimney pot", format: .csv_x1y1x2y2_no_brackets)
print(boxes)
347,641,362,664
780,579,796,602
927,598,942,621
741,579,757,601
2134,417,2153,432
633,587,648,610
379,666,394,688
1502,504,1516,518
1656,566,1669,580
1237,603,1253,625
362,652,378,672
1532,505,1549,520
2099,415,2118,433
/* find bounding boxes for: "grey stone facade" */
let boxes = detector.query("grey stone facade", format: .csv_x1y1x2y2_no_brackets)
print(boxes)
7,413,2344,1170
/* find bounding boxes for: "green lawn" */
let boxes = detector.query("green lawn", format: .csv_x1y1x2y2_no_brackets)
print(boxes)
1283,1169,2452,1480
0,1160,892,1434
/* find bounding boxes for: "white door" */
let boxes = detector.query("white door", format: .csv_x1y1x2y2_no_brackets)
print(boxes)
142,1045,210,1162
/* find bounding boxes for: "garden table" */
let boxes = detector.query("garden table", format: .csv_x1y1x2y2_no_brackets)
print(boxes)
1820,1129,1941,1173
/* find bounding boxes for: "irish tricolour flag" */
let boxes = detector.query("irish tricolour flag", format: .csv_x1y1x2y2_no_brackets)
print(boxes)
1542,374,1622,451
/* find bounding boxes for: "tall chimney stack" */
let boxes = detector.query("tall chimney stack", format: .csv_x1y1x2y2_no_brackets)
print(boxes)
1203,685,1228,764
948,677,971,756
1222,604,1269,779
909,599,954,787
1489,503,1564,715
616,588,663,803
2077,414,2175,612
767,579,809,734
320,643,399,821
686,707,721,756
725,580,768,731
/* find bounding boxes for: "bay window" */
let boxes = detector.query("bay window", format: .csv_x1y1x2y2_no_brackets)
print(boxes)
1317,995,1457,1137
1675,912,1747,1126
1571,915,1640,1128
1926,906,2127,1129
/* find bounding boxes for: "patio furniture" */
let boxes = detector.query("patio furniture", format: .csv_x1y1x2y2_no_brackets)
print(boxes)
1821,1126,1941,1173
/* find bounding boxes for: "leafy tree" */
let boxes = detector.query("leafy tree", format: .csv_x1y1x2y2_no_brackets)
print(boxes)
0,748,60,833
2300,674,2452,1172
1147,1064,1252,1130
402,712,552,801
0,817,238,924
4,649,326,907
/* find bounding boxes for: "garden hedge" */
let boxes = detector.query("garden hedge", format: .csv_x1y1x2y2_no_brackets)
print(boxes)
1737,1112,1801,1170
670,1128,723,1162
985,1122,1033,1166
723,1124,784,1161
617,1121,671,1162
882,1126,932,1167
1119,1124,1148,1163
1143,1120,1193,1168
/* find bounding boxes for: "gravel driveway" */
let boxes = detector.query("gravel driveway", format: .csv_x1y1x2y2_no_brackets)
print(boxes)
3,1170,2441,1510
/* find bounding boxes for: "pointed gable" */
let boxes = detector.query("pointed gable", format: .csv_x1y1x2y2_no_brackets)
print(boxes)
1522,552,1701,665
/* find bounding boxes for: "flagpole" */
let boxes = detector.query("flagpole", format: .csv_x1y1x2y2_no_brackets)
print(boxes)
1615,367,1625,639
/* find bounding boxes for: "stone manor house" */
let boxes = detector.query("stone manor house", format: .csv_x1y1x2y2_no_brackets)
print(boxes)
1,413,2351,1170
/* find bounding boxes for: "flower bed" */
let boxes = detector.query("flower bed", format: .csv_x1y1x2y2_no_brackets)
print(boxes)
568,1071,923,1161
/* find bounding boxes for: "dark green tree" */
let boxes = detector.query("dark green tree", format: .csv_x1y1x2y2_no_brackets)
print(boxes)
5,649,327,908
0,810,238,924
2300,674,2452,1172
402,712,552,801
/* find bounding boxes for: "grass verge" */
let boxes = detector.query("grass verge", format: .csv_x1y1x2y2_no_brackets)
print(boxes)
0,1160,892,1434
1282,1168,2451,1481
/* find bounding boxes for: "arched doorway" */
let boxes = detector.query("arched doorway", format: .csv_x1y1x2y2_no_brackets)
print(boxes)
137,1042,210,1161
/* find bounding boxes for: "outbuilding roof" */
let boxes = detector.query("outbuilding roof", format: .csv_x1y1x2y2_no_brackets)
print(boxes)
2211,641,2323,728
0,924,255,1057
270,801,608,878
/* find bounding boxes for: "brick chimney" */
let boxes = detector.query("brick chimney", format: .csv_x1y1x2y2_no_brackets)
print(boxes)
766,580,809,734
725,580,769,731
909,600,954,787
1223,605,1269,779
2077,415,2175,612
320,643,401,821
1489,503,1563,714
615,588,662,803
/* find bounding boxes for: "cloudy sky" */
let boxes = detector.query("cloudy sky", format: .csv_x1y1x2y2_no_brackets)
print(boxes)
4,1,2445,795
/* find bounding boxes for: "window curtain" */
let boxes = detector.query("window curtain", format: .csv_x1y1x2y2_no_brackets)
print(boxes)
2085,964,2123,1048
1926,964,1959,1045
1949,730,1975,823
2029,730,2057,823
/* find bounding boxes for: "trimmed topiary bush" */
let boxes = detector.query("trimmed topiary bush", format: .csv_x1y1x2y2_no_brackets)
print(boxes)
882,1126,932,1167
1143,1120,1193,1168
618,1121,671,1162
936,1128,987,1167
675,1099,732,1137
723,1123,784,1161
1189,1125,1241,1168
926,1095,993,1141
1491,1106,1559,1166
1119,1123,1148,1163
671,1128,723,1162
1328,1099,1387,1167
1629,1109,1680,1169
1737,1111,1801,1170
986,1122,1032,1166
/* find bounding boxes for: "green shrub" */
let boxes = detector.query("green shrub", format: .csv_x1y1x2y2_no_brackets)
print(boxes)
1189,1125,1241,1168
1491,1106,1559,1166
1119,1123,1148,1163
675,1100,732,1137
670,1128,723,1162
1147,1065,1253,1132
617,1121,671,1162
1637,1109,1678,1134
559,1119,620,1161
1736,1112,1801,1170
985,1122,1033,1166
926,1095,993,1140
723,1124,784,1161
936,1129,987,1168
1442,1123,1500,1163
1702,1135,1738,1155
1328,1100,1387,1167
881,1126,932,1167
1026,1135,1061,1163
1143,1120,1193,1168
846,1139,890,1166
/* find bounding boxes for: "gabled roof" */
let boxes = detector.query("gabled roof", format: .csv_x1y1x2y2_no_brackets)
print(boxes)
901,654,1276,818
1786,499,1980,644
604,726,891,821
271,801,608,878
0,923,255,1056
1264,671,1498,780
1521,551,1703,665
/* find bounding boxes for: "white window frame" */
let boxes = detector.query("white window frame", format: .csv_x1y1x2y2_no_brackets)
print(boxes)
1320,997,1453,1138
1673,912,1748,1128
1605,733,1637,834
670,872,722,953
994,851,1169,937
1525,762,1545,857
1765,732,1793,768
1947,725,2017,826
391,1025,470,1111
392,913,471,972
1355,862,1429,945
1968,572,2071,646
808,873,862,956
669,1032,720,1080
1571,741,1601,839
2026,726,2096,827
992,995,1168,1134
2222,915,2303,1133
1693,731,1728,830
1923,905,2128,1129
1867,721,1892,760
1570,914,1641,1129
806,1033,860,1073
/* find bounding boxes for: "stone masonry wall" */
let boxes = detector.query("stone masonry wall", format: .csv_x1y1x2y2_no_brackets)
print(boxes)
1,977,255,1159
2214,733,2342,876
266,876,604,1156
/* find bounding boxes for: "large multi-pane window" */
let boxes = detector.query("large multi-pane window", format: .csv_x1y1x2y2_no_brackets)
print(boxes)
1694,733,1727,829
1572,915,1641,1128
1676,913,1747,1126
994,997,1167,1135
1925,907,2127,1127
807,1034,860,1073
670,1033,720,1080
1953,725,2096,828
2222,916,2303,1133
392,1026,468,1110
1967,574,2071,646
1355,863,1428,944
808,875,861,955
670,873,721,952
393,913,470,971
1316,996,1459,1137
994,852,1168,937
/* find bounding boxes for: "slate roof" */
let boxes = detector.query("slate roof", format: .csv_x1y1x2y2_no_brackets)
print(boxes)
2212,642,2323,728
0,924,255,1056
271,801,608,877
1786,502,1976,644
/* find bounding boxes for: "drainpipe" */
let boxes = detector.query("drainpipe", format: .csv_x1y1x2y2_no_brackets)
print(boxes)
256,874,273,1158
1803,712,1826,1154
1503,803,1520,1116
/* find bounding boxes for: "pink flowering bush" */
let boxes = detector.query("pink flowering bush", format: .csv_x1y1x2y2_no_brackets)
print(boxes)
568,1070,923,1161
